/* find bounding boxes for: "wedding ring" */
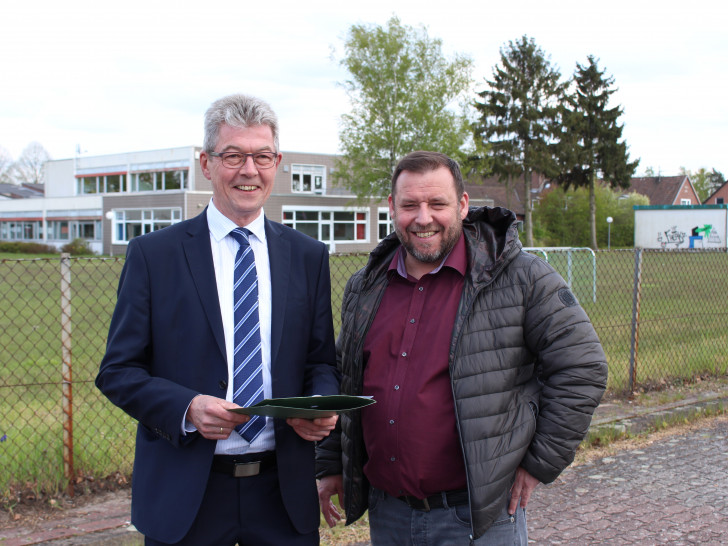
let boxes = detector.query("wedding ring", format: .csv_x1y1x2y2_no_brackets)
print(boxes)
220,427,224,434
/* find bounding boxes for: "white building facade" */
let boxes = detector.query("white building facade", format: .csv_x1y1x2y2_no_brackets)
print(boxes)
0,146,398,255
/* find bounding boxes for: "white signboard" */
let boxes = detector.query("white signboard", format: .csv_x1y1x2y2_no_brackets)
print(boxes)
634,206,727,250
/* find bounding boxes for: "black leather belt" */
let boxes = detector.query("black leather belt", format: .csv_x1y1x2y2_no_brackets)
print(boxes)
211,452,276,478
398,489,469,511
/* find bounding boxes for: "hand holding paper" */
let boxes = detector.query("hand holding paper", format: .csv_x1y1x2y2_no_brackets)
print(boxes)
227,394,375,419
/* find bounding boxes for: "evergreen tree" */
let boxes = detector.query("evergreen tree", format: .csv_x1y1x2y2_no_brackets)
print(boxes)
473,35,563,246
557,56,638,249
335,16,473,201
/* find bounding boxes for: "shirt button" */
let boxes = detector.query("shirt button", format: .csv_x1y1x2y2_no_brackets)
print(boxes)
389,419,395,425
401,352,407,357
410,318,415,323
394,385,400,390
418,286,424,291
390,457,396,462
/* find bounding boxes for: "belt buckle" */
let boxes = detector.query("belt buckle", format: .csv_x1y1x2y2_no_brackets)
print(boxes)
233,461,260,477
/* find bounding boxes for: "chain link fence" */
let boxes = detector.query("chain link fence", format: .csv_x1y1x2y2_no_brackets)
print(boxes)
1,249,727,500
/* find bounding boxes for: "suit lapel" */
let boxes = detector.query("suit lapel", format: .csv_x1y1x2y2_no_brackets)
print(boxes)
182,211,226,361
265,218,290,372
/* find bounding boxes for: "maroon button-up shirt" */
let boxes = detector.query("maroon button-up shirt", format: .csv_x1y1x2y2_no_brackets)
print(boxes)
361,233,468,499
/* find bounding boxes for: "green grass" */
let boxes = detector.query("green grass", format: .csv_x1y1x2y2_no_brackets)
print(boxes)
540,249,728,392
582,400,726,450
1,250,727,504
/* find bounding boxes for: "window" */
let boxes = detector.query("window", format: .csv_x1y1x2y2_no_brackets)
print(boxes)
71,221,101,241
83,177,98,194
717,198,724,205
111,208,182,243
134,172,154,192
77,169,187,194
291,164,326,194
680,199,692,205
160,170,184,190
282,208,368,246
130,169,187,192
48,221,70,240
106,174,123,193
0,221,42,241
76,174,126,194
378,208,393,240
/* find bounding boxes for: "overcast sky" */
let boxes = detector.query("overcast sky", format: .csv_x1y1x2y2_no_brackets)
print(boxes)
1,0,725,176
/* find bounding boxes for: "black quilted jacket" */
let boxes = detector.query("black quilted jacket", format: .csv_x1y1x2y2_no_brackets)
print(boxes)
316,206,607,539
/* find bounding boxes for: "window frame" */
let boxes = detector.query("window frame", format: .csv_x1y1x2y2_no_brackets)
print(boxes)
281,206,369,249
110,207,182,244
290,164,327,194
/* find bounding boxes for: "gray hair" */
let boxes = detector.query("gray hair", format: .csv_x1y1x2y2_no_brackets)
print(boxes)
203,93,280,153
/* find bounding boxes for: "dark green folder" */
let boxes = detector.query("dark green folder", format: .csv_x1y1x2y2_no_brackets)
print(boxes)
228,395,375,419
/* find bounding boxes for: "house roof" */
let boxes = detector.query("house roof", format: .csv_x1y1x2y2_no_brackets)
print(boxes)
0,183,45,199
464,173,549,218
704,179,728,204
624,176,689,205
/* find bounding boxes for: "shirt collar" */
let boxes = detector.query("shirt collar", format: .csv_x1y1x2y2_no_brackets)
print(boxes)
388,231,467,279
206,198,267,245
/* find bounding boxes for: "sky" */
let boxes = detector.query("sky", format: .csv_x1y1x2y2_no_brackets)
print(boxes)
1,0,726,177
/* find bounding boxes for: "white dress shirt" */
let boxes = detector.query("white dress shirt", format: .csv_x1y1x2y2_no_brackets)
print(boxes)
206,200,275,455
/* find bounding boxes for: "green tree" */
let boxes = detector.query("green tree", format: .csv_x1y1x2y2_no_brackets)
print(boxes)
534,185,647,248
680,167,726,202
335,16,473,201
556,56,638,249
473,35,564,246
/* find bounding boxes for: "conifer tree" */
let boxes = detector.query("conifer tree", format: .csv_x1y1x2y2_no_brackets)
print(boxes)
473,35,563,246
557,56,638,249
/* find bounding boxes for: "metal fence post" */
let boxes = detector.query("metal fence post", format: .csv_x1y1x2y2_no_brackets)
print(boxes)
567,249,573,288
60,253,75,496
628,248,643,395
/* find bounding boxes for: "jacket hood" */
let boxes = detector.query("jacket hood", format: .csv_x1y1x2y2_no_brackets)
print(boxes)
463,205,522,285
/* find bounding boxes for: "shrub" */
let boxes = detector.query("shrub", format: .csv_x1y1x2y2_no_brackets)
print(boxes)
0,241,58,254
60,238,95,256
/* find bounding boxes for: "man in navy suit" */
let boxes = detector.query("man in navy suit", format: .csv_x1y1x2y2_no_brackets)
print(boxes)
96,93,340,545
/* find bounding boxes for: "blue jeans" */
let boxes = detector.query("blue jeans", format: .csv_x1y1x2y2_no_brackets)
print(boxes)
368,487,528,545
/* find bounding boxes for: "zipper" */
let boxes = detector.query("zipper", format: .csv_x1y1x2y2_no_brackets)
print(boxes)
449,278,484,541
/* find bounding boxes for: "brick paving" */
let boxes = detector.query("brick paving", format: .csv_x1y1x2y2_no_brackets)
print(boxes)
1,408,726,544
528,415,728,545
0,490,136,545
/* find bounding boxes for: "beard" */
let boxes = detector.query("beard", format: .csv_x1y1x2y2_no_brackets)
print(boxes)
395,219,462,264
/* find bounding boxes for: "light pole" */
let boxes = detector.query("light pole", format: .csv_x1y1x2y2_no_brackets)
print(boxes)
606,216,613,250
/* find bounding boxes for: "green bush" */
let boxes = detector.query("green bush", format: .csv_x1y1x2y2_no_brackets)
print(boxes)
0,241,58,254
533,185,649,248
60,238,95,256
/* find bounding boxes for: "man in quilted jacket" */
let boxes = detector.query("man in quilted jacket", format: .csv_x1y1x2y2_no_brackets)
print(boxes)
316,150,607,544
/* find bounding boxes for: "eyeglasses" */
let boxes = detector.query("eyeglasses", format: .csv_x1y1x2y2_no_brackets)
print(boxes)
208,151,278,169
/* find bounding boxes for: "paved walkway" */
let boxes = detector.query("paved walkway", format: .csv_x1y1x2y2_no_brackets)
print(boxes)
1,395,726,545
528,415,728,544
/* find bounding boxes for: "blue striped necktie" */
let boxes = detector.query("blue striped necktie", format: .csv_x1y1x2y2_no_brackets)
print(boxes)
229,228,265,442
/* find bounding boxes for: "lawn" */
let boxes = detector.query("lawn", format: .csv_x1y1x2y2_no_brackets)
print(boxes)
1,249,727,500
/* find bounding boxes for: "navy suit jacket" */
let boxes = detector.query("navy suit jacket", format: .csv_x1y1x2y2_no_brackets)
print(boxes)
96,210,339,543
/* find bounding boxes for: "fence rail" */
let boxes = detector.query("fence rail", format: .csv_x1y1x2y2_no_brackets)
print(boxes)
1,249,727,499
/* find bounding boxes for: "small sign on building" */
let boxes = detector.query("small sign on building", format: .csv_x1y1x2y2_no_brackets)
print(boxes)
634,205,727,250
